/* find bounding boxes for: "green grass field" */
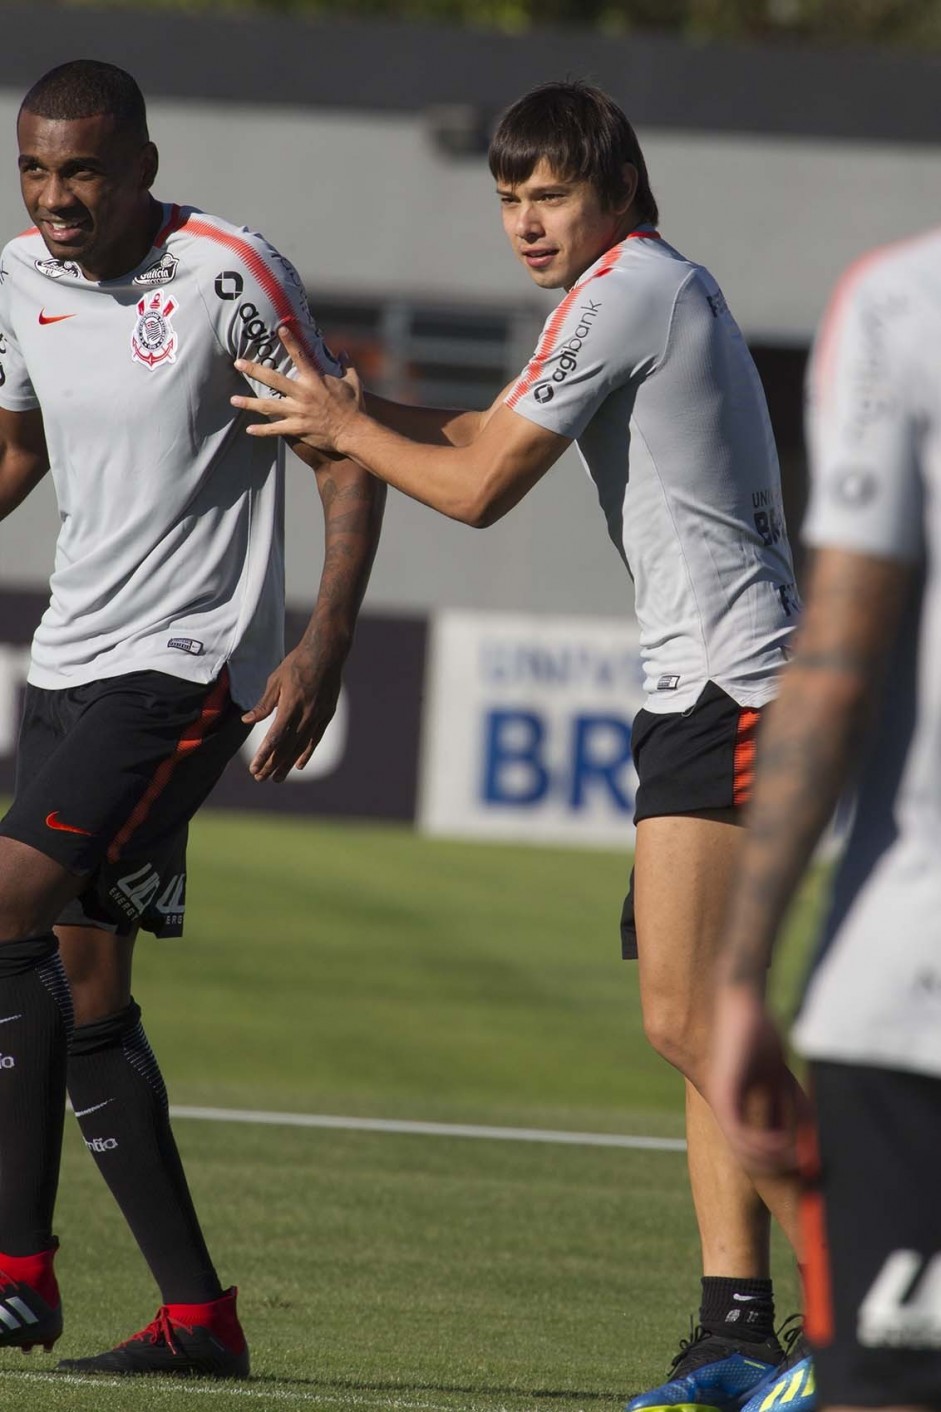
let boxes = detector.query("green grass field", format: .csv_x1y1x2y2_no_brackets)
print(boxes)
0,812,825,1412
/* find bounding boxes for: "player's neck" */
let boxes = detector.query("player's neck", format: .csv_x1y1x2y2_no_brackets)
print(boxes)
564,210,652,291
80,197,164,283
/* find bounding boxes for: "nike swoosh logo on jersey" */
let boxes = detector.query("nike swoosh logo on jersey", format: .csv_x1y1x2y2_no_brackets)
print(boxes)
0,1015,23,1025
45,811,93,837
73,1099,113,1119
38,310,76,325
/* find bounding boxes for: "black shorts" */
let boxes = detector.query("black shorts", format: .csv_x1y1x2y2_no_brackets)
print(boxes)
0,670,249,938
802,1060,941,1408
620,681,763,959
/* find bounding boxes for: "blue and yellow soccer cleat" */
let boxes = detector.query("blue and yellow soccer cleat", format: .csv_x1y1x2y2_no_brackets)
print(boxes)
739,1335,815,1412
626,1324,784,1412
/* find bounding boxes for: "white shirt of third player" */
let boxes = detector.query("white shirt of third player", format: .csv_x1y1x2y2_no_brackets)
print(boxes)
794,228,941,1079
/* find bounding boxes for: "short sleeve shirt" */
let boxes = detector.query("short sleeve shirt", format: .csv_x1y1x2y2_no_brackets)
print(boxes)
793,228,941,1079
0,203,339,708
506,232,798,713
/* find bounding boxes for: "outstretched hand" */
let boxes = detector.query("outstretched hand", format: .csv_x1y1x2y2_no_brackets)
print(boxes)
232,324,363,454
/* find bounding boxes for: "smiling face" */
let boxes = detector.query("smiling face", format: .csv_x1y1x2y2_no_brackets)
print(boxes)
17,109,159,282
497,157,637,291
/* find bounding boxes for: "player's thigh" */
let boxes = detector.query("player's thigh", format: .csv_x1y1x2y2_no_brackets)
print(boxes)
0,835,83,937
1,670,247,940
0,675,176,884
0,685,92,933
633,808,744,1035
807,1060,941,1409
621,680,760,969
95,671,248,939
624,681,761,1040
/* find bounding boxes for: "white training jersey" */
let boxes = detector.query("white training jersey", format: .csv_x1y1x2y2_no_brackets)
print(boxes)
0,202,339,708
506,231,798,713
793,228,941,1079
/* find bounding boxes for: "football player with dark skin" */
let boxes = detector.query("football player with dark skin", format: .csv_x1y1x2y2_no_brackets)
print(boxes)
0,61,383,1376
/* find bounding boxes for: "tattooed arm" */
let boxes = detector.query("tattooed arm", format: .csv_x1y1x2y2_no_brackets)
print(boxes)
709,545,913,1172
244,449,385,782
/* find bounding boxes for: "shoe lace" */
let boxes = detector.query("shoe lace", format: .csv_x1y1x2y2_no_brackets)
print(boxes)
668,1319,715,1374
775,1313,809,1369
669,1312,790,1378
121,1306,184,1354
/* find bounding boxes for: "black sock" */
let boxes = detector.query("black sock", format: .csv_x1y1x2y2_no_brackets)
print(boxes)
700,1275,775,1341
0,934,73,1254
68,999,222,1304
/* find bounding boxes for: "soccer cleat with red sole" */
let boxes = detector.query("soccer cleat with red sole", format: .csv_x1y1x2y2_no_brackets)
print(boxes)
56,1285,249,1378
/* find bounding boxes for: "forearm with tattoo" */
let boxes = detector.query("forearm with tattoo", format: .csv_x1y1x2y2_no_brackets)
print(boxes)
309,463,386,644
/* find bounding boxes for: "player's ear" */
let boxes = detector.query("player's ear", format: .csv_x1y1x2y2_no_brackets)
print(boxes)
614,162,639,217
141,141,159,191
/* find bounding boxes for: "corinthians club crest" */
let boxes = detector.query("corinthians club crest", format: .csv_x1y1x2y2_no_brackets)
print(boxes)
131,289,179,370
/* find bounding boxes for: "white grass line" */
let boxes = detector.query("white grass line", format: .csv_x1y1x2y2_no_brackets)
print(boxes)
163,1105,686,1153
0,1369,537,1410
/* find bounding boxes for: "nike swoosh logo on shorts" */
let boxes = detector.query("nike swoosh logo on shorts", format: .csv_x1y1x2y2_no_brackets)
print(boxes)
73,1099,113,1119
0,1015,23,1025
38,310,76,325
45,811,93,836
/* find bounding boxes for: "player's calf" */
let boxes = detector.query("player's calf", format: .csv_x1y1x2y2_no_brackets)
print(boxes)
68,999,224,1304
0,935,73,1274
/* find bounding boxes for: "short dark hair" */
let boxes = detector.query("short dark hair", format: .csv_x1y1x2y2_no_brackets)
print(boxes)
21,60,149,144
489,80,658,226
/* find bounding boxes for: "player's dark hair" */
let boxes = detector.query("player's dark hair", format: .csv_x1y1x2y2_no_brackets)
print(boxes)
21,60,149,144
489,80,658,225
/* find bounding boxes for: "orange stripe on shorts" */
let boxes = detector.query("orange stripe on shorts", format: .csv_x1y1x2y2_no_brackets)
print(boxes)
798,1117,834,1348
106,672,231,864
732,706,761,806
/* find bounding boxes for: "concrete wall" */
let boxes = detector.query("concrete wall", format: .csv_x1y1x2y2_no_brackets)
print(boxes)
4,91,939,338
3,14,940,617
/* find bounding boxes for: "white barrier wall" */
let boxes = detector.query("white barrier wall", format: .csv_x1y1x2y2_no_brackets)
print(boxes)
420,611,644,848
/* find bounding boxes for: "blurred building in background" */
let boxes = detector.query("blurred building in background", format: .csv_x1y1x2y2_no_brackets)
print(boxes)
2,7,939,843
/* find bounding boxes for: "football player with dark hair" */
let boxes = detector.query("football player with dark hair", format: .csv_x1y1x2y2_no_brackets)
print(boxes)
0,59,384,1377
234,78,808,1412
488,80,659,227
22,59,149,143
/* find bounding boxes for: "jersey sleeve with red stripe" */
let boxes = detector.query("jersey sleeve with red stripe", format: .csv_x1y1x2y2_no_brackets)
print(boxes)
803,249,924,564
0,238,40,412
177,212,341,400
503,242,670,441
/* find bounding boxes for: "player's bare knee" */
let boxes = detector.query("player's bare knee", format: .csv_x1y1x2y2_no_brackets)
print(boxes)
641,1003,708,1081
643,1017,693,1075
69,979,133,1029
58,928,134,1027
0,899,63,942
